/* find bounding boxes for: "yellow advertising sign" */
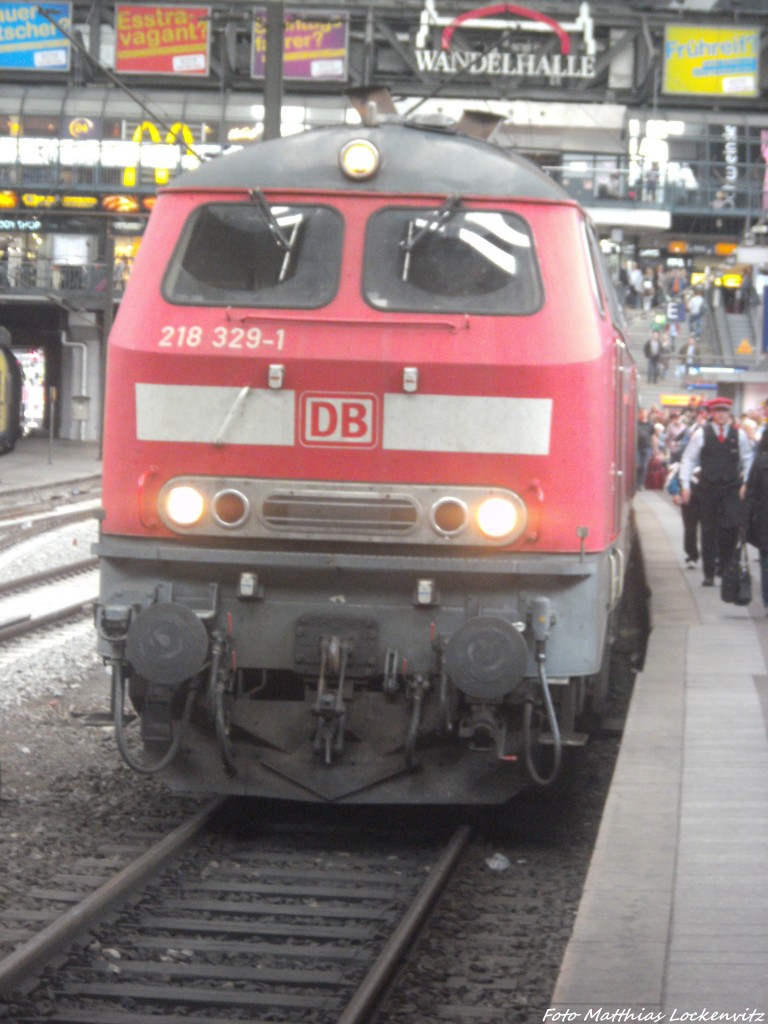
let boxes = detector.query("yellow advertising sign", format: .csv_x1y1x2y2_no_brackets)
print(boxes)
721,274,743,288
61,196,99,209
661,395,696,407
22,193,58,208
663,24,759,97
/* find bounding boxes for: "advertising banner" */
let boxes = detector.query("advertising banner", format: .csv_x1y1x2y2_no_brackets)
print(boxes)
0,1,71,71
251,11,348,81
115,4,210,76
663,24,759,97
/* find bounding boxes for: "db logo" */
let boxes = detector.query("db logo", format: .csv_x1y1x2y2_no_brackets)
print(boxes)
300,392,378,447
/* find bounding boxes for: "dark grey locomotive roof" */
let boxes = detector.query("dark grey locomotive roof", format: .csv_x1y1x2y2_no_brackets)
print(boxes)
167,121,572,202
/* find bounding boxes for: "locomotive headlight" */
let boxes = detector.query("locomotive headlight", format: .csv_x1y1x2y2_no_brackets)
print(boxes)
476,496,522,541
165,485,205,526
339,139,380,181
430,497,469,538
213,489,250,529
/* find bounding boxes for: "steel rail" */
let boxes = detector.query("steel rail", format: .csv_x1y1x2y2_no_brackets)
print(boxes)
0,502,100,530
0,478,101,519
337,824,472,1024
0,556,99,598
0,508,100,556
0,597,98,643
0,799,224,996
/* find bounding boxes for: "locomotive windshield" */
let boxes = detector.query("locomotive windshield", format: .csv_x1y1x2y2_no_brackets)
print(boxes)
364,206,543,314
163,202,343,308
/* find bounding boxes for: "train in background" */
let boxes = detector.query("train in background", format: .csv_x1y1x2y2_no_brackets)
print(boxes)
94,106,647,803
0,328,22,454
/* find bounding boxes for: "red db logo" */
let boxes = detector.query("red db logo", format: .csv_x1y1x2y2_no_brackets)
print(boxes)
300,393,378,447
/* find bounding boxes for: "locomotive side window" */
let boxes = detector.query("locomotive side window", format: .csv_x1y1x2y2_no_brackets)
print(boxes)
580,220,605,318
584,220,626,330
163,202,343,308
363,207,543,314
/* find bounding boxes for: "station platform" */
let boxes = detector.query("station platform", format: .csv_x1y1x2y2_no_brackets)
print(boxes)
551,489,768,1019
0,436,101,498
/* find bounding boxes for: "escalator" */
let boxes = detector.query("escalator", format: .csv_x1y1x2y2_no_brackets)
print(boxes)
709,267,763,364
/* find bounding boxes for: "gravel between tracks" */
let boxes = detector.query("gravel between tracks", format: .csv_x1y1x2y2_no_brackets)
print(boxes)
0,517,97,588
1,662,619,1022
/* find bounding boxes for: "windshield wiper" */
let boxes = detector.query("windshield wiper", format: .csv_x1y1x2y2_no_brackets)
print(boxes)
400,194,463,253
213,385,251,447
249,189,304,282
249,189,294,251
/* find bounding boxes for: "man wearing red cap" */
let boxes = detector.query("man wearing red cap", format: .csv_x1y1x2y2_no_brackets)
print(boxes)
679,396,753,585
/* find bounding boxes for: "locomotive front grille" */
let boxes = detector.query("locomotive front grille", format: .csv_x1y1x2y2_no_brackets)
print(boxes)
262,491,420,535
157,477,525,546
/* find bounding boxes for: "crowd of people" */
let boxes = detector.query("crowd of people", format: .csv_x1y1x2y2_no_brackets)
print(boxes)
622,261,695,315
620,262,707,384
638,396,768,609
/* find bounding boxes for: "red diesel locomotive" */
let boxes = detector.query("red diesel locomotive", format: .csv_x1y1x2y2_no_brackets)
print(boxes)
95,112,644,803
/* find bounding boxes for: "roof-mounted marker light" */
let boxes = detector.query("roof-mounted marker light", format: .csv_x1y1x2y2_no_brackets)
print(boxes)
339,139,380,181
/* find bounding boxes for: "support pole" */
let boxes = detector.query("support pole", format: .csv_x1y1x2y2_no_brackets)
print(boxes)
263,1,284,141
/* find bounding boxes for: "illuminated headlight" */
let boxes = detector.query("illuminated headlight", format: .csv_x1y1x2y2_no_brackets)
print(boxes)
339,139,380,181
165,485,205,527
476,495,524,541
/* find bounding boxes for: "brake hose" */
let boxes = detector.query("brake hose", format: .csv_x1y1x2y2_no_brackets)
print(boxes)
523,647,562,787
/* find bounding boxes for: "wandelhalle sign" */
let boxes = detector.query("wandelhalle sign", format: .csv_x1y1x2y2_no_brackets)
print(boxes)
414,1,597,81
115,4,210,76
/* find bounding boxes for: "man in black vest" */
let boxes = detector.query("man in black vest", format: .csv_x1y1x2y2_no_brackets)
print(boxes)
679,396,753,586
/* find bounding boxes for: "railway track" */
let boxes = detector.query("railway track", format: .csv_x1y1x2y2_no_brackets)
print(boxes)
0,559,99,643
0,802,471,1023
0,478,101,641
0,477,101,520
0,499,101,556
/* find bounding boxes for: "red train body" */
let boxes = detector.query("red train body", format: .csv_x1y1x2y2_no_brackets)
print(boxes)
95,118,642,803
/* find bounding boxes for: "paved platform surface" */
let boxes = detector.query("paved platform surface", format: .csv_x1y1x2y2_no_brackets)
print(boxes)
0,437,101,497
551,489,768,1021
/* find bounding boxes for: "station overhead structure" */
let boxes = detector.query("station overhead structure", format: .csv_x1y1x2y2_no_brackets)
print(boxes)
0,0,765,441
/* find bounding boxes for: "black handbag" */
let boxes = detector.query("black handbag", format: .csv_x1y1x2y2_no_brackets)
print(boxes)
721,542,752,606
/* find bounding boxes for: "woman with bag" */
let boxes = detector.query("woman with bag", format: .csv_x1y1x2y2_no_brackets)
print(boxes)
645,422,668,489
745,431,768,610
